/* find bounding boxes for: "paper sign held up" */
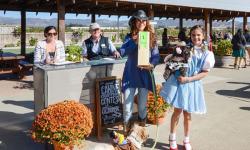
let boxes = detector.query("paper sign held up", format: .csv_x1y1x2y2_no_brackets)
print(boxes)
138,31,150,67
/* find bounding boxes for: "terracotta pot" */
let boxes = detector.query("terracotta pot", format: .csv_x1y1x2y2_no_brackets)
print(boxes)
148,112,167,125
215,55,233,67
53,141,84,150
53,141,71,150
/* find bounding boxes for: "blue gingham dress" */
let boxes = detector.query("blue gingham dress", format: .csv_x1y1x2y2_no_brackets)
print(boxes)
160,48,215,114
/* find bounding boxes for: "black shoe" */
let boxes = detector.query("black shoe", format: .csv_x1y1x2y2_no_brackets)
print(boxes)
138,116,147,127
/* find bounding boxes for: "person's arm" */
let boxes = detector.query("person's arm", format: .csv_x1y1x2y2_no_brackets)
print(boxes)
34,41,42,64
108,39,121,58
57,41,65,62
81,41,89,61
120,39,137,57
178,71,208,84
150,45,160,66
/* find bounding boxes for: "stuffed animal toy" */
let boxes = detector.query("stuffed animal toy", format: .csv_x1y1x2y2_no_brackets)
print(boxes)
110,131,127,145
163,41,191,80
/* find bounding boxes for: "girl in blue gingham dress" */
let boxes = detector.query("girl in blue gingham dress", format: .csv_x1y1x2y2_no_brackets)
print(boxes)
160,25,215,150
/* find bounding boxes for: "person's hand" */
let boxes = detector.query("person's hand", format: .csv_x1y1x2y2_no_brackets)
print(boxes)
138,64,154,70
82,57,89,62
178,76,189,84
113,51,121,59
45,55,53,64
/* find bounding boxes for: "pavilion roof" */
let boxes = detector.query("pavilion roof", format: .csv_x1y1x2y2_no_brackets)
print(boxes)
0,0,249,21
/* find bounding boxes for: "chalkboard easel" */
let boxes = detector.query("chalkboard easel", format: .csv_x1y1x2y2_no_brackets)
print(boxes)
95,76,123,139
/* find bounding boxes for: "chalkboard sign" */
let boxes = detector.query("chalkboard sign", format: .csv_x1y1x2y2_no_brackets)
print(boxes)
95,76,123,139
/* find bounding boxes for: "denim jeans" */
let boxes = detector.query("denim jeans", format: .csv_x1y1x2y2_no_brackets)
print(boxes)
123,88,148,123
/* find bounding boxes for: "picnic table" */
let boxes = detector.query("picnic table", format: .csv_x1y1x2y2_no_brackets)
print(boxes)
0,52,25,77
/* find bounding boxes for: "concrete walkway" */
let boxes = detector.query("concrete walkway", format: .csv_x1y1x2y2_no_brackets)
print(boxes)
0,64,250,150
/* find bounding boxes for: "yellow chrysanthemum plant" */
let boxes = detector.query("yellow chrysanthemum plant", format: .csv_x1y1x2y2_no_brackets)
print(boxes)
31,100,93,148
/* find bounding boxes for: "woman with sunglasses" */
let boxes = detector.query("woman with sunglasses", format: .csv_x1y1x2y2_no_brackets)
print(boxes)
34,26,65,64
120,10,160,131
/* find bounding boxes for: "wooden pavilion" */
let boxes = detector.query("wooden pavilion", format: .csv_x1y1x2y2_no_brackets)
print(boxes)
0,0,249,55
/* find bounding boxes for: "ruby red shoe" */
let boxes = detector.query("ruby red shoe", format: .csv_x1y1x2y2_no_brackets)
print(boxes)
183,141,192,150
169,139,178,150
169,147,178,150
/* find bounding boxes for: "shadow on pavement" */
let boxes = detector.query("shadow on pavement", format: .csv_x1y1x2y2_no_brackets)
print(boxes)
13,80,33,90
2,100,34,110
144,138,184,150
216,81,250,101
0,111,44,150
239,107,250,111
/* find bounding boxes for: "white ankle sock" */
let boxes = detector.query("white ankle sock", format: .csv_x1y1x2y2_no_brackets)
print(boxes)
169,133,177,149
184,136,192,150
184,136,189,143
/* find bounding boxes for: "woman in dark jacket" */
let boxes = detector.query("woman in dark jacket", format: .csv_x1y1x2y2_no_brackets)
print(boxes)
231,29,246,69
120,10,160,131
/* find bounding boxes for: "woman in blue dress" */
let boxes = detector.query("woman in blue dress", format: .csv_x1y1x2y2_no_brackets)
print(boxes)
160,25,215,150
120,10,160,131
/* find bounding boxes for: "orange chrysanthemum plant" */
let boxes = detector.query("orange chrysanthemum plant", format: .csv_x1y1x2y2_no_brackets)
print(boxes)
147,85,171,124
31,100,93,148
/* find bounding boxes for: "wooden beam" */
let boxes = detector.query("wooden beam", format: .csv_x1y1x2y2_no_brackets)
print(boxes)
232,18,235,35
91,14,96,23
21,9,26,55
57,0,65,44
243,16,247,30
204,10,210,42
26,0,40,6
179,17,183,31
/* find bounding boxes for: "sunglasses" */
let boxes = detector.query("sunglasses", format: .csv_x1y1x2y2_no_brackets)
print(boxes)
47,32,57,36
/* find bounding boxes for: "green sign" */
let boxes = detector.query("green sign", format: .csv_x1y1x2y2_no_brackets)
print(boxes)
139,31,149,49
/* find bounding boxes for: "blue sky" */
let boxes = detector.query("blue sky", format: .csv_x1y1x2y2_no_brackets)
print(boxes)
0,10,129,20
0,10,248,22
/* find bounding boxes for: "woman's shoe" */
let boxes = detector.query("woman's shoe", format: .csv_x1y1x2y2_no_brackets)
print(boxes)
183,141,192,150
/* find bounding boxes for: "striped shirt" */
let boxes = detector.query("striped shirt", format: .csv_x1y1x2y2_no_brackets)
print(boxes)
34,40,65,64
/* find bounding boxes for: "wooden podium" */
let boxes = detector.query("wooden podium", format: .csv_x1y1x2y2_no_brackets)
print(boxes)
138,31,150,67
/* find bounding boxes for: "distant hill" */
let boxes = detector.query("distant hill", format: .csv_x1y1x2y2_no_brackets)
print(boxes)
0,16,248,28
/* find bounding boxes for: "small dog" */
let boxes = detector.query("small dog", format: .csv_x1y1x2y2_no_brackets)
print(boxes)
163,41,191,80
113,123,149,150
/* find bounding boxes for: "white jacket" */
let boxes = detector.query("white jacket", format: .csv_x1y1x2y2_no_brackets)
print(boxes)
34,40,65,64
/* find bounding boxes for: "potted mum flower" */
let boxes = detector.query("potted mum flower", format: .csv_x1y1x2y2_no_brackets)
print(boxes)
31,100,93,149
147,85,171,124
213,40,233,67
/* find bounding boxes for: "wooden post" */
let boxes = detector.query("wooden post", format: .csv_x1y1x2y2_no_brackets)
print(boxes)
204,10,210,42
232,18,235,35
148,7,154,20
57,0,65,44
91,14,96,23
209,16,213,38
243,16,248,30
117,16,120,42
179,17,183,32
21,9,26,55
147,7,154,32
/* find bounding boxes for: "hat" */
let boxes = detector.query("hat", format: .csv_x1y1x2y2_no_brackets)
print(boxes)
132,10,148,21
89,22,100,31
128,10,148,27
